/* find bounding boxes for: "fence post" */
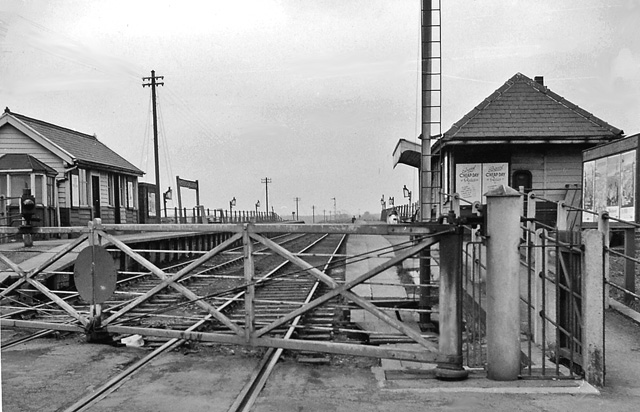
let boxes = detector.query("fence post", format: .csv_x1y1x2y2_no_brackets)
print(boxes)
526,192,537,265
87,218,105,342
624,227,636,305
598,212,610,308
435,228,468,381
485,185,522,380
243,223,255,344
582,229,605,386
451,193,460,217
532,228,544,345
556,201,568,231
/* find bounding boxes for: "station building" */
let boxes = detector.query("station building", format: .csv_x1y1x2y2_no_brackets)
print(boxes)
394,73,624,227
0,108,144,227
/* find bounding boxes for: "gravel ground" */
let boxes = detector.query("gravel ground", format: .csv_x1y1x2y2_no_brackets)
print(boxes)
3,308,640,412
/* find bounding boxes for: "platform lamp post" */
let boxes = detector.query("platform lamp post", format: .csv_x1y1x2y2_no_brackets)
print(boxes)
388,196,394,208
229,197,236,222
332,197,337,221
403,185,412,217
163,187,172,220
403,185,412,204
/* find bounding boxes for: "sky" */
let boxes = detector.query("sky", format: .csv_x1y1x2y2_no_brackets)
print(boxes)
1,0,639,219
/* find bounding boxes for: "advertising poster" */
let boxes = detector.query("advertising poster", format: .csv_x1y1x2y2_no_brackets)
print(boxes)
593,158,607,218
455,164,482,203
620,150,636,221
582,160,595,222
606,154,620,219
585,150,637,223
482,163,509,200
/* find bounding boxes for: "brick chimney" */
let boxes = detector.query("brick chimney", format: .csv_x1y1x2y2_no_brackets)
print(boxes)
534,76,544,86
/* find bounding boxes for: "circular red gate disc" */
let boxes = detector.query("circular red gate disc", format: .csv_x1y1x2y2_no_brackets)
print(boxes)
73,245,117,304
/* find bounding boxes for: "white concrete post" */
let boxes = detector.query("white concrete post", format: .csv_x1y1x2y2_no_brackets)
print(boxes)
485,185,523,381
582,229,605,386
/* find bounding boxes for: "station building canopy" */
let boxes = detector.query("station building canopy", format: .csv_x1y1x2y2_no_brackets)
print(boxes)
0,153,57,175
392,138,421,169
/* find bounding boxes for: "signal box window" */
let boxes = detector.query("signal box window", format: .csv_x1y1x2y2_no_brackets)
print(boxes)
512,170,532,192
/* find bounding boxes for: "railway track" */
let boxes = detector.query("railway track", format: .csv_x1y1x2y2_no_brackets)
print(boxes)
228,233,346,412
0,232,300,348
3,230,349,411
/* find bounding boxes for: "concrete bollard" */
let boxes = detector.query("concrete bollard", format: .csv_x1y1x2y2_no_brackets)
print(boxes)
485,185,522,381
435,227,469,380
582,229,605,386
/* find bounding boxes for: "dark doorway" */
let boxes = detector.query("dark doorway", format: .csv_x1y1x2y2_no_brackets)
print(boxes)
91,175,101,219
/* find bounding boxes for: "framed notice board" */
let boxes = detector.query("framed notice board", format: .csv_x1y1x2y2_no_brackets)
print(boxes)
582,134,639,225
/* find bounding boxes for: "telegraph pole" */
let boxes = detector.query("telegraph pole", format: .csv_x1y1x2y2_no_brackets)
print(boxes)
261,177,272,217
312,205,315,223
142,70,164,220
294,197,301,220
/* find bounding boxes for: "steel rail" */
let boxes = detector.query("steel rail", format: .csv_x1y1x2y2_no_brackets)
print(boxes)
227,233,346,412
99,233,312,327
60,232,335,412
1,233,301,351
60,315,213,412
0,259,197,349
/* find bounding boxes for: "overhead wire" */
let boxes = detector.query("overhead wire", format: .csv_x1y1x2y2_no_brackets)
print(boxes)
155,89,175,194
139,89,153,174
161,85,226,146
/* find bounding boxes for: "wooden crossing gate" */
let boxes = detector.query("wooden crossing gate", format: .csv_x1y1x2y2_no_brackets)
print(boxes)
0,220,470,379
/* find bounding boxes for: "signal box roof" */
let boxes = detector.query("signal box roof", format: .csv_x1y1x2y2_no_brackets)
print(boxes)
436,73,623,149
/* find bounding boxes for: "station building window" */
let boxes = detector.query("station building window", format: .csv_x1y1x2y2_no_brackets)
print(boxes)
10,174,30,204
0,173,51,205
108,174,114,206
0,154,57,208
71,169,90,207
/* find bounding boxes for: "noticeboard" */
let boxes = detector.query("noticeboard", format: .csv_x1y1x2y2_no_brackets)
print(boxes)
583,135,639,224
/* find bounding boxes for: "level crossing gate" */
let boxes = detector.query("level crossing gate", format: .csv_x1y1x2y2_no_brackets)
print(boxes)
0,220,473,379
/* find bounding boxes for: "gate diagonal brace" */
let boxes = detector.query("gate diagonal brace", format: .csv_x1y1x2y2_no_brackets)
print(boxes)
98,231,244,336
250,231,446,352
100,232,243,326
0,235,91,326
0,234,89,298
